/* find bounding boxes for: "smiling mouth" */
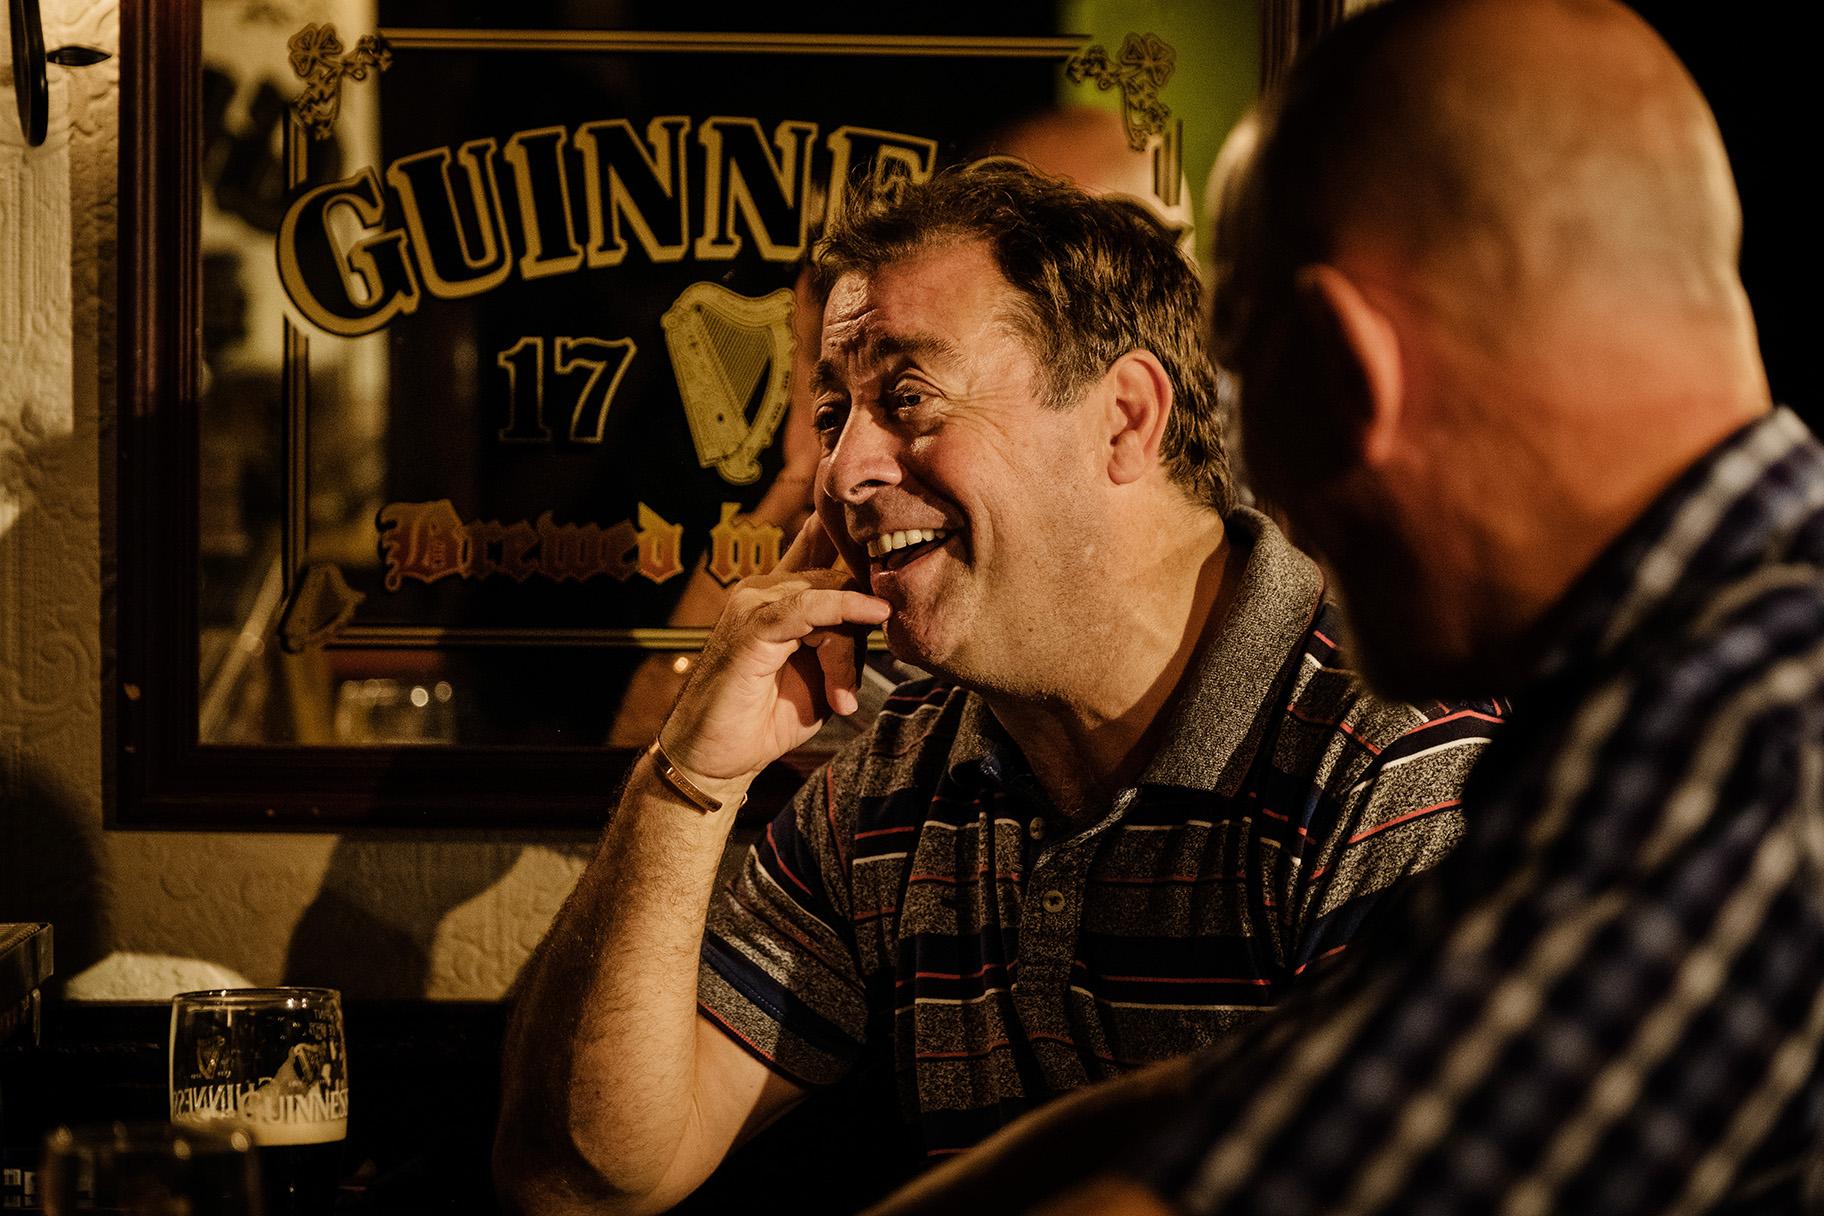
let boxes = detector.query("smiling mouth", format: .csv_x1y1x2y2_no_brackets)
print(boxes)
864,527,955,572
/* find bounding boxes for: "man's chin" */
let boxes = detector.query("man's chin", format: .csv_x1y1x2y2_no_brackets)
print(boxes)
881,617,927,665
881,616,952,677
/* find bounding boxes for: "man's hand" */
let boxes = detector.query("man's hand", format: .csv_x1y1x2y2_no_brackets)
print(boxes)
661,514,889,783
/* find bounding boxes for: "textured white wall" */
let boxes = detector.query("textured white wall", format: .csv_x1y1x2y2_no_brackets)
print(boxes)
0,0,593,999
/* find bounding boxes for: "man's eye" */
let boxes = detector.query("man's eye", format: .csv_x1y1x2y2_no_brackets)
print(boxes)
812,401,848,436
889,387,929,412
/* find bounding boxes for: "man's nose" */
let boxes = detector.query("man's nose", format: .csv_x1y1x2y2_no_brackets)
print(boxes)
822,406,902,505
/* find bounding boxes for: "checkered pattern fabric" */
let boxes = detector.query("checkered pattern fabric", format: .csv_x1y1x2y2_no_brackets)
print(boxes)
1141,409,1824,1215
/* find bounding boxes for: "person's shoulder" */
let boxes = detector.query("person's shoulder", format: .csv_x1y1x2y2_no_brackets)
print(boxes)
819,673,969,798
1289,601,1508,759
1646,551,1824,710
1269,601,1505,817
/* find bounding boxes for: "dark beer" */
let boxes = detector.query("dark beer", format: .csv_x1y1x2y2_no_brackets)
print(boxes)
170,1114,344,1216
248,1123,345,1216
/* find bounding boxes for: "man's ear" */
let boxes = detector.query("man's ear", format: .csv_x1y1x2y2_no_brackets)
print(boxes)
1103,350,1173,486
1295,264,1405,469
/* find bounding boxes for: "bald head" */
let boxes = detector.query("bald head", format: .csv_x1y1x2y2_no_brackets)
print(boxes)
1213,0,1773,699
1218,0,1755,367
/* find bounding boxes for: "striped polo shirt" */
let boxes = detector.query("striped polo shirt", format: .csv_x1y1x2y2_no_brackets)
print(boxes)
698,508,1503,1159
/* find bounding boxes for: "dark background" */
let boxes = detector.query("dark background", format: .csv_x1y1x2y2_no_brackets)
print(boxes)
1636,2,1812,432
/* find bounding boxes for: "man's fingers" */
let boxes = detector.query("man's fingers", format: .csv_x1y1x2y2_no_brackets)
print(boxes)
807,629,863,716
750,567,857,594
746,587,890,645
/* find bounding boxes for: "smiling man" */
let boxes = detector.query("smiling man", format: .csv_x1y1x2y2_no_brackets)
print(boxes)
493,166,1501,1216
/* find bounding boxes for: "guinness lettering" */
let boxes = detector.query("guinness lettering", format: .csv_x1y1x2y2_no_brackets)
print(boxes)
277,166,423,337
278,117,937,336
384,138,513,299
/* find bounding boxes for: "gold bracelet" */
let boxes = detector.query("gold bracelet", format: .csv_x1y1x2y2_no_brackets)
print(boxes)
646,737,744,815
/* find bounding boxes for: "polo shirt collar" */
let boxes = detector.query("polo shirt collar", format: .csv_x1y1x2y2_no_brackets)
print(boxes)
1143,508,1322,796
948,687,1015,786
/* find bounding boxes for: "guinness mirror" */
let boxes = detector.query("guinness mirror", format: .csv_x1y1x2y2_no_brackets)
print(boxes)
113,0,1273,827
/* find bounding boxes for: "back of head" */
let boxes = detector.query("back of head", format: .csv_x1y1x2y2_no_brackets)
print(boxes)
819,164,1233,516
1209,0,1773,699
1217,0,1759,385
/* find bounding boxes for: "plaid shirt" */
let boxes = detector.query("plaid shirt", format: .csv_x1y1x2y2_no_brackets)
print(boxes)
1144,408,1824,1215
697,510,1502,1160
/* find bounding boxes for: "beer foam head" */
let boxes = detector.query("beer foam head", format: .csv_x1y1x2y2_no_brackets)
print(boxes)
173,1112,346,1146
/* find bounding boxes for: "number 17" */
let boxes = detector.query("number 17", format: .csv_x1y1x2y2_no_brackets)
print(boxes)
495,335,638,444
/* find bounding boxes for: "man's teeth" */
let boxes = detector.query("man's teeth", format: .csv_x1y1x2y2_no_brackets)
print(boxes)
865,528,951,559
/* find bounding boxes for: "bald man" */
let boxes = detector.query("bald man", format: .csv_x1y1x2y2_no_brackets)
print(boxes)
864,1,1824,1213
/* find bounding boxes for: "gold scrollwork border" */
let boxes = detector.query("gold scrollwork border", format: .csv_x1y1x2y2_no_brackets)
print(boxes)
286,23,392,140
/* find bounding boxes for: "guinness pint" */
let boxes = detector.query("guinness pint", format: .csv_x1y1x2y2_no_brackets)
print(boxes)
170,987,350,1216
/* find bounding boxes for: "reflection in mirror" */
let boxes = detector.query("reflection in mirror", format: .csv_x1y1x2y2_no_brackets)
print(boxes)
200,0,391,745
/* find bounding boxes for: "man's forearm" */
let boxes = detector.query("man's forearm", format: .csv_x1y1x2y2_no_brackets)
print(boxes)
498,516,885,1214
497,750,749,1210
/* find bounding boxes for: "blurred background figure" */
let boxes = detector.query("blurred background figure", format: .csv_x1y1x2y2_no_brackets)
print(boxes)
973,105,1194,241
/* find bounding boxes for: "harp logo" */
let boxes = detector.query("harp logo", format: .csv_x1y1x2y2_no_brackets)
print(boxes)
662,283,795,485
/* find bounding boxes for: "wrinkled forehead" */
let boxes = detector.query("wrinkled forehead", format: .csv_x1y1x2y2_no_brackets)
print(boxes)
816,246,1028,372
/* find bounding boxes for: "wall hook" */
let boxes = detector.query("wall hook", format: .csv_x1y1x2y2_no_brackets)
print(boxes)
8,0,111,147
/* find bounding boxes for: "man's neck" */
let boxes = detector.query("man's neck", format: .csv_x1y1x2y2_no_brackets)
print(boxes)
983,511,1237,817
1457,395,1771,688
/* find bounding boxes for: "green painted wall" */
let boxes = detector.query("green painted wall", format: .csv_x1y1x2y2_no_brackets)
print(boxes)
1059,0,1261,259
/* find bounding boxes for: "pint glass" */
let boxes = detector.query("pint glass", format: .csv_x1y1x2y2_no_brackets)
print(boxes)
169,988,348,1216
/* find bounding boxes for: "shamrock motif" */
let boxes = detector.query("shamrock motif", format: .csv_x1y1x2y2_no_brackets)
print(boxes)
287,23,343,81
1065,32,1177,151
342,40,394,82
1065,45,1112,87
1117,33,1175,88
286,24,393,140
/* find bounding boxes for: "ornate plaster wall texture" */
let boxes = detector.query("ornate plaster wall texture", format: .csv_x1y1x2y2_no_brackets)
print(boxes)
1,0,593,1000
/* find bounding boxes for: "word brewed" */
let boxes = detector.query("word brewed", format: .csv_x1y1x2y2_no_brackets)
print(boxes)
377,499,785,590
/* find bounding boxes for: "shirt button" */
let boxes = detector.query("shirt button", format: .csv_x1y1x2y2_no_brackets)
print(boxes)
1027,817,1046,841
1041,889,1066,914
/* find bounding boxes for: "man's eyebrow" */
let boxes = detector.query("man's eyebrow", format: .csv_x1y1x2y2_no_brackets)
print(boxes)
810,359,845,399
810,332,963,398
